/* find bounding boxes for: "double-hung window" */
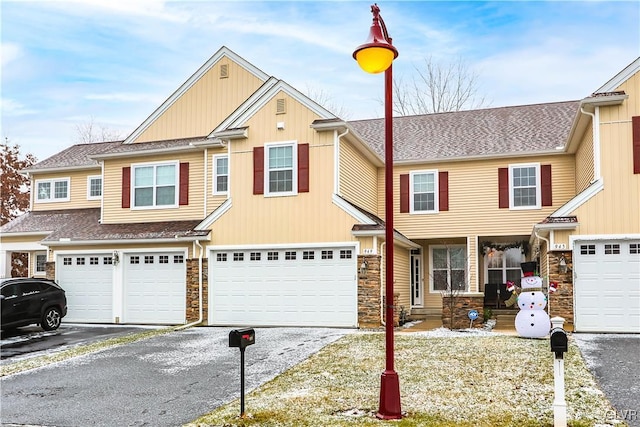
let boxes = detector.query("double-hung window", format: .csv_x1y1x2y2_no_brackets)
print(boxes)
36,178,70,203
213,155,228,195
509,163,540,209
266,142,297,196
430,245,467,292
87,176,102,200
410,170,438,213
133,162,177,208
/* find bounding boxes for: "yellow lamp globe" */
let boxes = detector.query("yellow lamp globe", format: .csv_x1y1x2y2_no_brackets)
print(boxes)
354,46,396,74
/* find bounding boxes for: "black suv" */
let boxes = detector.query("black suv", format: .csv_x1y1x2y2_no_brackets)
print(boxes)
1,278,67,331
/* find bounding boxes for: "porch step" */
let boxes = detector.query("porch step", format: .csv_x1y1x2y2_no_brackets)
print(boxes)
408,307,440,321
494,312,517,331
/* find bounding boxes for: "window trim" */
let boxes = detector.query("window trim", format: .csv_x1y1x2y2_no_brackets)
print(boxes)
428,245,468,293
35,178,70,203
212,154,229,195
87,175,103,200
509,163,541,210
264,141,298,197
410,170,439,214
131,161,179,209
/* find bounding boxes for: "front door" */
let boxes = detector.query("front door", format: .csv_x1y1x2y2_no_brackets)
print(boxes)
410,249,423,307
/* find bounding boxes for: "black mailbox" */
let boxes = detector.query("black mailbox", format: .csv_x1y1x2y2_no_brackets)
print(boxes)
550,327,568,357
229,328,255,349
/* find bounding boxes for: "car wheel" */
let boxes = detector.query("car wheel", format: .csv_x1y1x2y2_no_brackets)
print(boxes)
42,307,62,331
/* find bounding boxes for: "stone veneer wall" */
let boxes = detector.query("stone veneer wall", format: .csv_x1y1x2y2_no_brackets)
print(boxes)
358,255,382,327
46,262,55,281
442,295,484,329
548,252,574,328
186,258,208,324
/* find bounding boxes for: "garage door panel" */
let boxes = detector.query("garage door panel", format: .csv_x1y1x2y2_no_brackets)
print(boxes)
57,254,113,323
210,246,357,327
575,240,640,333
124,253,186,325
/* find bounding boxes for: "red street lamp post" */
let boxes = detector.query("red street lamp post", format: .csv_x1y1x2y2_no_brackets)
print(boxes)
353,3,401,420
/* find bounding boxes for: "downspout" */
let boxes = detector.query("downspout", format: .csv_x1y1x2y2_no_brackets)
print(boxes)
175,239,204,330
380,241,386,326
335,128,349,194
534,230,551,315
203,148,208,217
580,106,601,181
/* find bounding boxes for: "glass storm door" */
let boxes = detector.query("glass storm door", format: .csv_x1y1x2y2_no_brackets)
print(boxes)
411,250,423,306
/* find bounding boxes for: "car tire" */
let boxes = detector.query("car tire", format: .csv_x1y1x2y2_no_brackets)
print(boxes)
42,307,62,331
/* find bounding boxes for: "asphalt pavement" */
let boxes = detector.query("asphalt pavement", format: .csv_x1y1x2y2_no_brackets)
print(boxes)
0,327,350,427
1,324,155,362
573,333,640,427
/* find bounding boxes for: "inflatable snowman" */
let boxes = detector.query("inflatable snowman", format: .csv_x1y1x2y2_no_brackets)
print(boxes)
514,262,551,338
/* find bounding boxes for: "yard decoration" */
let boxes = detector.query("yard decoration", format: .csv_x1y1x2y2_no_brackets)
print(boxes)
514,262,551,338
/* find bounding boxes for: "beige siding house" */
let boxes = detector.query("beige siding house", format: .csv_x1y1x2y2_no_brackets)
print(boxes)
2,47,638,332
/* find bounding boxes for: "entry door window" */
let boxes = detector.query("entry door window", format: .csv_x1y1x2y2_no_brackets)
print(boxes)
410,249,423,306
486,247,522,286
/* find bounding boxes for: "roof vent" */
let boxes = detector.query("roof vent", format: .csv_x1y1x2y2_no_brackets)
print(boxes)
220,64,229,79
276,98,286,115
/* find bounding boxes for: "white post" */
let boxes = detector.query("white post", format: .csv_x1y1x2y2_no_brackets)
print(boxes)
551,316,567,427
0,250,11,278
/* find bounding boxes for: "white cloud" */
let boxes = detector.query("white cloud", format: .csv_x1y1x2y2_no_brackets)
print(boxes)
0,43,22,67
0,98,38,116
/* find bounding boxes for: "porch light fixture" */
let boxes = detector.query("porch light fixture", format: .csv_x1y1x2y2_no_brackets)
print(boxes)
353,3,401,420
359,260,368,277
112,251,120,266
558,255,567,274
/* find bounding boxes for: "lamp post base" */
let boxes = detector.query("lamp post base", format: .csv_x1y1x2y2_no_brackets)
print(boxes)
376,369,402,420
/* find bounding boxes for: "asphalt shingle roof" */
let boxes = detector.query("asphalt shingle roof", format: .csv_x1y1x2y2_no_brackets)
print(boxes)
25,137,209,171
1,208,209,242
347,101,580,162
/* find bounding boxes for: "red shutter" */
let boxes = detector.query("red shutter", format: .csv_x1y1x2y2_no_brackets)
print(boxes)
298,143,309,193
438,171,449,211
400,174,409,213
253,147,264,195
633,116,640,174
498,167,509,208
121,167,130,208
541,164,552,207
179,162,189,205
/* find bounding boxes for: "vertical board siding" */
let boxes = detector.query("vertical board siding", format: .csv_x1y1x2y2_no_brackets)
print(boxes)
574,72,640,234
102,152,204,224
339,140,378,213
575,123,595,193
135,59,264,143
209,94,359,244
31,170,102,212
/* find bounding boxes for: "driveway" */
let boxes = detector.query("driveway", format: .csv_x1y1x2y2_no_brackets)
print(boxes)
1,324,155,363
0,327,350,427
573,333,640,427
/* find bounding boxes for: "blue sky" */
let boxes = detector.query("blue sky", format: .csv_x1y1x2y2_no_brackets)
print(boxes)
2,1,639,162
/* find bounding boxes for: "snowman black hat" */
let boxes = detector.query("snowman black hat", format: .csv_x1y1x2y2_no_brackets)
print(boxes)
521,261,537,277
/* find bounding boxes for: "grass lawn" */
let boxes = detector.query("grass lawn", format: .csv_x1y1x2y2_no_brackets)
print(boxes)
188,332,623,427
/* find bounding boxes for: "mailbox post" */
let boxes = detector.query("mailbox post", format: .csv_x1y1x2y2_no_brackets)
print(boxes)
229,328,255,418
550,317,568,427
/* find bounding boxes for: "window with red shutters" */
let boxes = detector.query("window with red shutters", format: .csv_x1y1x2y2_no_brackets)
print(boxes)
179,162,189,205
541,164,552,207
253,147,264,195
633,116,640,174
498,167,509,208
122,167,130,208
400,174,409,213
298,143,309,193
439,171,449,211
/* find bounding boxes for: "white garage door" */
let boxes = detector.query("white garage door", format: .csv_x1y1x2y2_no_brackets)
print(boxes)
209,246,358,327
57,254,113,323
574,240,640,332
124,252,186,324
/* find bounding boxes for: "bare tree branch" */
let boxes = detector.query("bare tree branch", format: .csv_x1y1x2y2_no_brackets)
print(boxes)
74,116,123,143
